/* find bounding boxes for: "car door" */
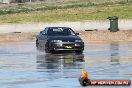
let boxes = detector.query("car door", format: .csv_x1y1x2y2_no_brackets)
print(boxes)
38,29,48,47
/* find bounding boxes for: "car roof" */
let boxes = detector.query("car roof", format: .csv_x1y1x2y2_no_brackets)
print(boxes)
45,27,71,29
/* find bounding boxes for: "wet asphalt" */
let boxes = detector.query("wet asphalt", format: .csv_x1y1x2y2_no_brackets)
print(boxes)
0,42,132,88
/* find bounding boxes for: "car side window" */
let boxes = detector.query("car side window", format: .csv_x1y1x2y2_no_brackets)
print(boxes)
40,28,48,35
44,28,48,34
68,28,76,35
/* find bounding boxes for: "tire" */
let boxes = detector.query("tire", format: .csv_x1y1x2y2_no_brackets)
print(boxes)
75,50,83,54
50,50,56,54
45,42,50,53
36,39,39,47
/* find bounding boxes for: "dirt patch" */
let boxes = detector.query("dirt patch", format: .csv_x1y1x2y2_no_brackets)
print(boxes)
1,30,132,43
78,30,132,43
0,32,36,42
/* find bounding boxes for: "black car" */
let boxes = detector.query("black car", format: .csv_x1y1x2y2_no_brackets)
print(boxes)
36,27,84,53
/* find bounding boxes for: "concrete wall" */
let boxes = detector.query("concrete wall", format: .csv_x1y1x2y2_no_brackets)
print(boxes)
0,20,132,33
0,0,12,3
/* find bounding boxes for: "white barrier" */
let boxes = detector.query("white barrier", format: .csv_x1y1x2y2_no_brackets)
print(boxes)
0,20,132,33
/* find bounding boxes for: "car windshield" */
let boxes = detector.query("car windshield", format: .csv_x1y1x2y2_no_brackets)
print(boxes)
47,27,75,36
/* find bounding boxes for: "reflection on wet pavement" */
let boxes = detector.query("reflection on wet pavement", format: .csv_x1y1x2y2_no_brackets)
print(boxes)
36,53,84,83
85,42,132,82
37,53,84,70
110,42,120,63
0,42,132,88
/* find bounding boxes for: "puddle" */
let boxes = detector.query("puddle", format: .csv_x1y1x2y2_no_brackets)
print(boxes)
0,42,131,88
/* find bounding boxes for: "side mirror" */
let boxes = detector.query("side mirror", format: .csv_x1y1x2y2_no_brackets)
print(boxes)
42,33,46,35
40,31,43,34
75,33,79,35
40,31,46,35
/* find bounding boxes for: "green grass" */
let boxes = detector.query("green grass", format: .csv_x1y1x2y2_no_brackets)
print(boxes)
0,0,132,23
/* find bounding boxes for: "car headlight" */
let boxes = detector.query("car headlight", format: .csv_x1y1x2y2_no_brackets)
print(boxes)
75,40,82,42
51,40,62,42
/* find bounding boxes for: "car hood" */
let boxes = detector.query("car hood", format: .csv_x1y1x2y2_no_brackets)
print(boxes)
48,35,82,40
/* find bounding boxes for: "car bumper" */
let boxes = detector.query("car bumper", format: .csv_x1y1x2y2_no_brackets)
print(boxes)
49,42,84,51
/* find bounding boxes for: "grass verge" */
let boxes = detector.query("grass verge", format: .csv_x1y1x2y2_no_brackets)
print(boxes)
0,0,132,23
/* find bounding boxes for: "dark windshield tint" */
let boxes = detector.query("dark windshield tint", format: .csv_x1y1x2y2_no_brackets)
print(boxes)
47,27,75,36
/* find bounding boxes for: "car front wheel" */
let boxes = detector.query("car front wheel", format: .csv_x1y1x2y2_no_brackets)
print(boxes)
45,42,50,53
36,39,39,47
75,50,83,54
